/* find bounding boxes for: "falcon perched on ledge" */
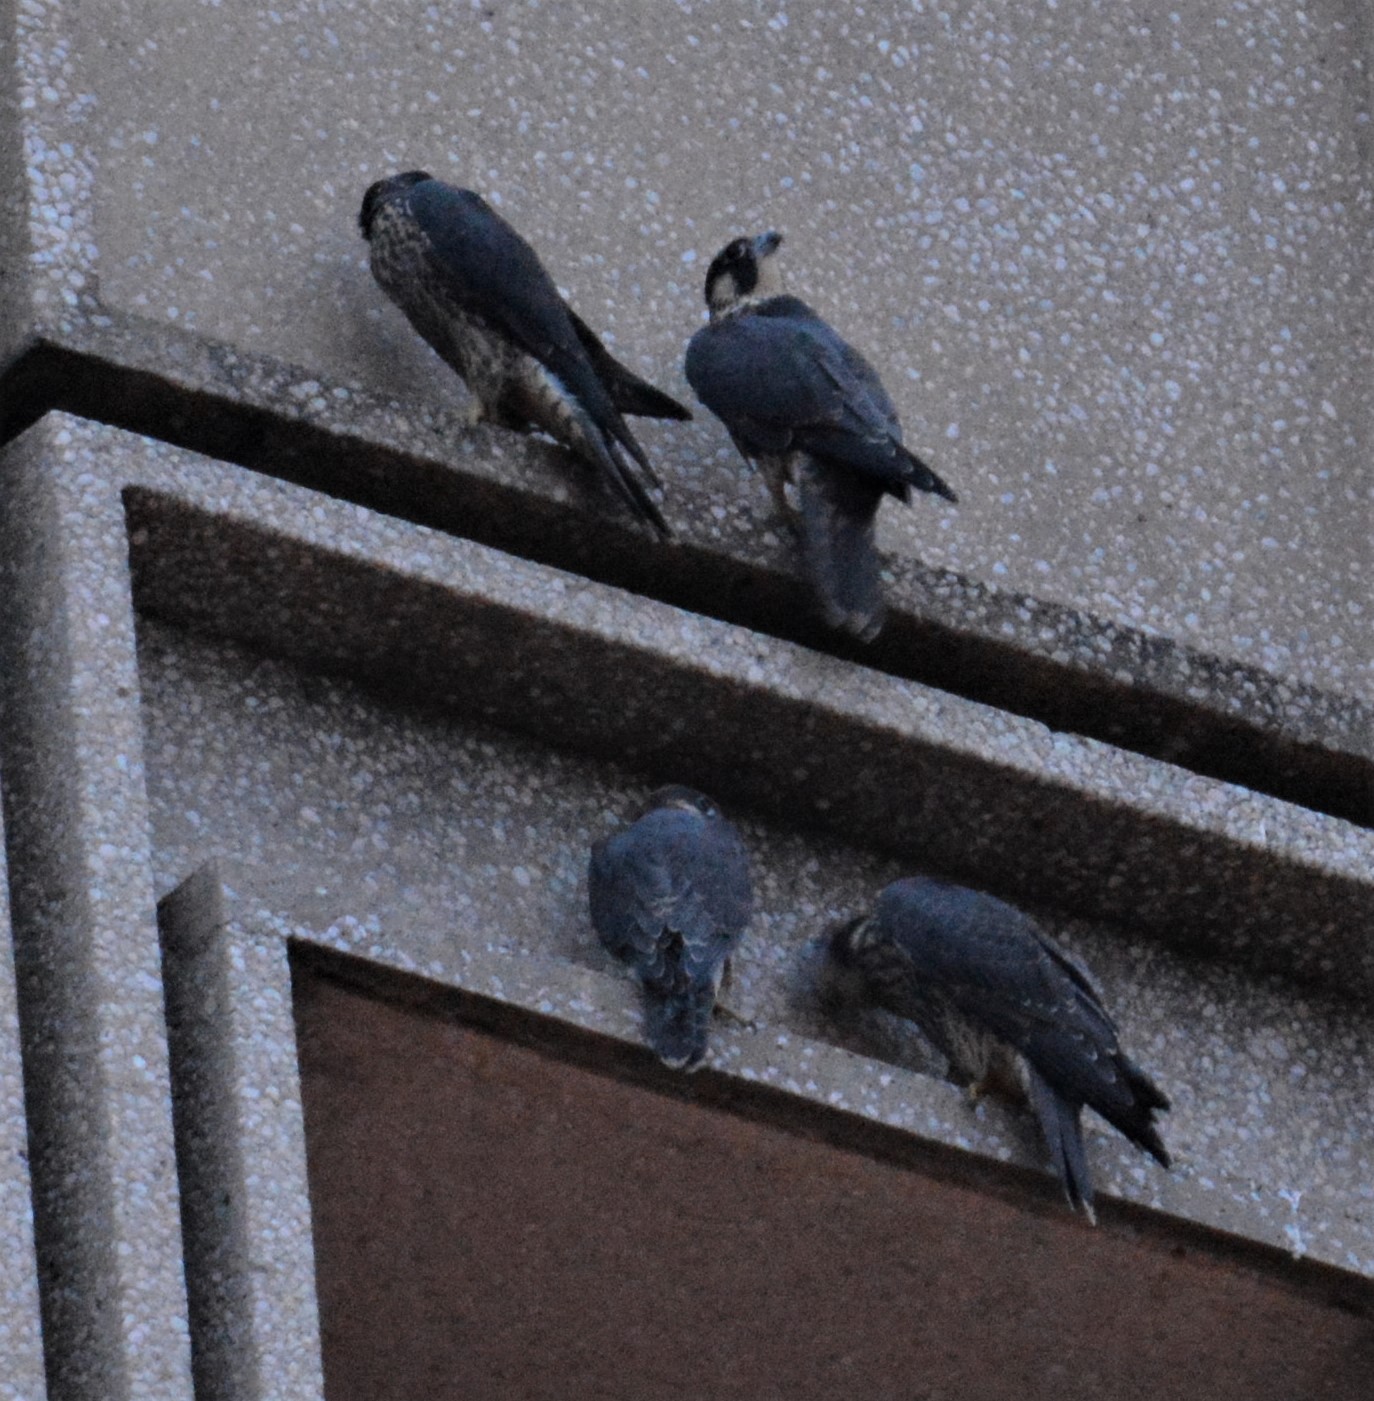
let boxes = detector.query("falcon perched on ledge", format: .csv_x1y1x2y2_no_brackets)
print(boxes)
826,875,1171,1220
685,230,957,640
359,170,689,537
589,786,753,1071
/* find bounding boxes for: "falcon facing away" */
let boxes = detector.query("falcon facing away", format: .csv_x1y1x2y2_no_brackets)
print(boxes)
826,876,1170,1220
684,231,957,640
589,786,753,1070
359,170,689,538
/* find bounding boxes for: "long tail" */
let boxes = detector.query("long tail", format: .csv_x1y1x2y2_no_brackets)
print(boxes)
643,980,717,1072
796,459,887,642
1026,1067,1096,1222
595,431,673,539
555,394,673,539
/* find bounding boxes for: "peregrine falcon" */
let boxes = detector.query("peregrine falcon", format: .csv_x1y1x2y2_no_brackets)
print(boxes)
826,876,1170,1219
588,786,753,1070
685,231,957,640
359,170,689,537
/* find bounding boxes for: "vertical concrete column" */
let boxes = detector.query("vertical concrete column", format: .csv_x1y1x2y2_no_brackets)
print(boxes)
0,798,48,1400
0,424,194,1400
159,868,326,1401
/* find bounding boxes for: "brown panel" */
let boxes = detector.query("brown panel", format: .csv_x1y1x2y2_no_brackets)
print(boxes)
294,965,1372,1401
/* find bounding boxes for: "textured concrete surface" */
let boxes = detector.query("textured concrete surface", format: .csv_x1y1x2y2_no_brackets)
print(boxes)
17,410,1372,1258
0,425,194,1401
2,0,1371,726
0,410,1371,1387
0,425,195,1400
2,0,1371,1387
126,470,1374,995
0,412,1366,990
158,872,324,1401
136,630,1374,1273
86,858,1374,1398
0,0,28,372
0,800,48,1401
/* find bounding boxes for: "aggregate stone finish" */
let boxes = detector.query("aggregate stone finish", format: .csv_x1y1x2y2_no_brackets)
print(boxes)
8,413,1374,998
3,411,1374,1276
3,0,1371,714
158,872,325,1401
136,630,1374,1276
0,431,194,1397
0,801,49,1401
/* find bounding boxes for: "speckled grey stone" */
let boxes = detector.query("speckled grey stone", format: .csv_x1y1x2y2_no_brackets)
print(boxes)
8,410,1373,999
156,848,1374,1284
1,412,1371,1288
0,0,29,372
1,0,1370,769
0,421,195,1398
158,870,324,1401
0,796,48,1401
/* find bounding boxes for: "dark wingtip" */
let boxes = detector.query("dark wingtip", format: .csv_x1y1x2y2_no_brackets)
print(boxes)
625,472,674,540
564,310,695,422
903,446,959,503
1120,1058,1172,1167
615,382,695,422
620,465,673,539
1130,1119,1172,1170
599,423,674,538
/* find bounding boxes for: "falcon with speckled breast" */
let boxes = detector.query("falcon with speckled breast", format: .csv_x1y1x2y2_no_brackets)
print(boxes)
359,170,689,537
589,785,753,1071
685,231,957,639
826,875,1170,1220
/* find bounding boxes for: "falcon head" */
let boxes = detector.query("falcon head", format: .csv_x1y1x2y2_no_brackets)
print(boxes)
637,784,721,821
358,169,434,240
703,230,784,316
816,913,879,1010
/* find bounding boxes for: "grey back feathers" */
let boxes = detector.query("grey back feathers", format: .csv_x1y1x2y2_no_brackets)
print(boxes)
686,231,957,640
828,875,1170,1218
588,786,752,1071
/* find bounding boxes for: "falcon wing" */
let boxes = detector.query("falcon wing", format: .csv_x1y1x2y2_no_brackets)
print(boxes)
686,303,955,499
566,308,692,421
589,812,750,988
884,882,1144,1120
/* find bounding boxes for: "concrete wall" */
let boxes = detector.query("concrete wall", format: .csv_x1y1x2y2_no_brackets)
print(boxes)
1,3,1371,1398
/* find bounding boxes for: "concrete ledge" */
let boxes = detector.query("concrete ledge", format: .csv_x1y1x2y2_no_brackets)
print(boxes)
0,794,47,1401
155,862,1374,1400
3,411,1370,993
2,412,1372,1389
2,1,1370,827
0,420,193,1400
158,871,324,1401
2,313,1370,834
117,437,1374,997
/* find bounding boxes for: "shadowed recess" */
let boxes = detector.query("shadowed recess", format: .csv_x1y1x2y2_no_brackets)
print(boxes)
292,955,1374,1401
1,338,1369,830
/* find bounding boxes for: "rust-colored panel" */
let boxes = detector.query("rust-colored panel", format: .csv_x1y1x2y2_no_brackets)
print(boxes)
294,967,1372,1401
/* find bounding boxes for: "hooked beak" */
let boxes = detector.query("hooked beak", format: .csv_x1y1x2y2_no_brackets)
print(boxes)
753,230,783,259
